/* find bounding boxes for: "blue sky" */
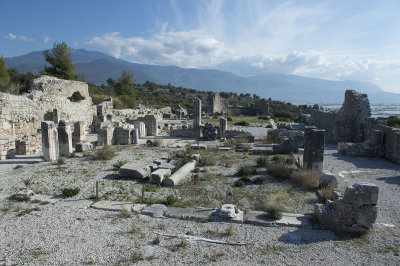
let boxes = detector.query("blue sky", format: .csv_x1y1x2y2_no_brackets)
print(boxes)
1,0,400,92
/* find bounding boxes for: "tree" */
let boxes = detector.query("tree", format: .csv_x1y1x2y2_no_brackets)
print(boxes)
42,42,78,80
114,71,134,96
0,56,10,84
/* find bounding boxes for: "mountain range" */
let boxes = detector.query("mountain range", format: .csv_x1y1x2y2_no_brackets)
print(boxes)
4,49,400,104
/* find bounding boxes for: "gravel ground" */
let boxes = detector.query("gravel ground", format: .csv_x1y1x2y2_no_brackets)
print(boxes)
0,143,400,265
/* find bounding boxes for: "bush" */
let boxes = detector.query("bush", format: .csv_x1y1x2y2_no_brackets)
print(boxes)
227,117,233,121
112,160,127,171
258,116,269,120
234,177,251,187
237,165,254,177
199,154,217,166
165,195,177,206
153,237,161,245
387,116,400,128
61,187,80,198
272,154,295,165
144,184,159,192
266,206,282,220
267,161,292,179
91,146,115,160
291,169,320,189
318,184,335,202
234,121,250,126
57,157,65,166
256,156,269,168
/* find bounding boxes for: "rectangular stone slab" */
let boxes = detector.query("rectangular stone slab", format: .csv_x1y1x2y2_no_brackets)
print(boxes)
118,162,151,179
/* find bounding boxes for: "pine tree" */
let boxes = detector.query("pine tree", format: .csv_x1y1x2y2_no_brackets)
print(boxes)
42,42,78,80
0,56,10,84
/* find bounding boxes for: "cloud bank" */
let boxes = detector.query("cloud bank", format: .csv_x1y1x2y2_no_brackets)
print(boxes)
4,33,35,42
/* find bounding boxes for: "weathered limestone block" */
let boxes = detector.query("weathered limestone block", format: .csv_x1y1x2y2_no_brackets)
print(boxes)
314,182,379,234
75,142,93,152
150,168,171,184
118,162,151,179
97,125,114,146
303,127,325,173
211,204,244,223
343,182,379,207
319,173,338,188
58,120,73,157
73,121,86,143
114,126,133,145
41,121,59,161
163,160,196,186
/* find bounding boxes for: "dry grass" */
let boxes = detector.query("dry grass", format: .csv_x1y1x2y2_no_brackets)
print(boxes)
224,138,248,147
263,134,280,144
267,161,292,179
291,169,320,190
91,146,115,160
199,154,217,166
318,184,335,202
152,138,163,147
119,207,133,218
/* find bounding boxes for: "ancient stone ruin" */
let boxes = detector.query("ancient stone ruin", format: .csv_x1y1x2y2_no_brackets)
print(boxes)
315,182,379,234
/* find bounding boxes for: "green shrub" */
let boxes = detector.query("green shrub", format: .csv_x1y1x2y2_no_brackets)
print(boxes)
61,187,80,198
252,177,266,185
57,157,66,166
153,237,161,245
234,177,251,187
256,156,269,168
258,116,269,120
266,206,282,220
112,160,127,171
237,165,254,177
144,184,159,192
387,116,400,128
267,161,292,179
165,195,177,206
234,121,250,126
227,117,233,121
272,154,295,165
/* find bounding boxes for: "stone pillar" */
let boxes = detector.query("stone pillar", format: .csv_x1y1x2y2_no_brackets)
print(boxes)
73,121,86,143
97,125,114,146
220,117,227,139
303,127,325,173
41,121,59,161
193,97,201,139
58,120,73,157
115,126,133,145
133,128,139,144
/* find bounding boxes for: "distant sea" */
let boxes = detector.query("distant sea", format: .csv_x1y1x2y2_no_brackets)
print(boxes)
320,105,400,118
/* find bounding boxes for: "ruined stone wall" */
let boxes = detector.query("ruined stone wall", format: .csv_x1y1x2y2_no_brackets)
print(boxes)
170,128,193,138
375,125,400,164
252,99,270,115
0,134,15,160
0,76,95,140
310,110,338,143
206,93,224,114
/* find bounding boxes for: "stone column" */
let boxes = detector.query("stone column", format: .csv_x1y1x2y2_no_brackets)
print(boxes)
73,121,86,143
58,120,73,157
303,127,325,173
132,128,140,144
193,97,201,139
220,117,227,139
143,115,157,136
41,121,59,161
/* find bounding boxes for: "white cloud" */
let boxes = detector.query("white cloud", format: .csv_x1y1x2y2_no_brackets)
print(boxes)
87,31,234,68
43,36,51,43
4,32,34,42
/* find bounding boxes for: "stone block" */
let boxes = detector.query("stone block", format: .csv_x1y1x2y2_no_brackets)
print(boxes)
150,168,171,184
41,121,59,161
163,160,196,186
356,205,377,228
75,142,93,152
343,182,379,206
141,204,167,217
58,120,73,157
118,162,151,179
319,173,338,188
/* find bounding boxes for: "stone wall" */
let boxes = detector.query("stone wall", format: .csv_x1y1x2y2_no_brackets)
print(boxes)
311,90,372,144
0,135,15,160
170,127,193,138
0,76,95,141
206,93,224,114
15,133,41,155
375,125,400,164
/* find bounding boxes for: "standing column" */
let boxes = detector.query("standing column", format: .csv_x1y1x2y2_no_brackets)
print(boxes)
220,117,227,139
58,120,73,157
303,127,325,173
41,121,59,161
193,97,201,139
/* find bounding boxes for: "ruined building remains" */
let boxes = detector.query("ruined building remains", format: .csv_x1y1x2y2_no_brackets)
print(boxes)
207,93,224,115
